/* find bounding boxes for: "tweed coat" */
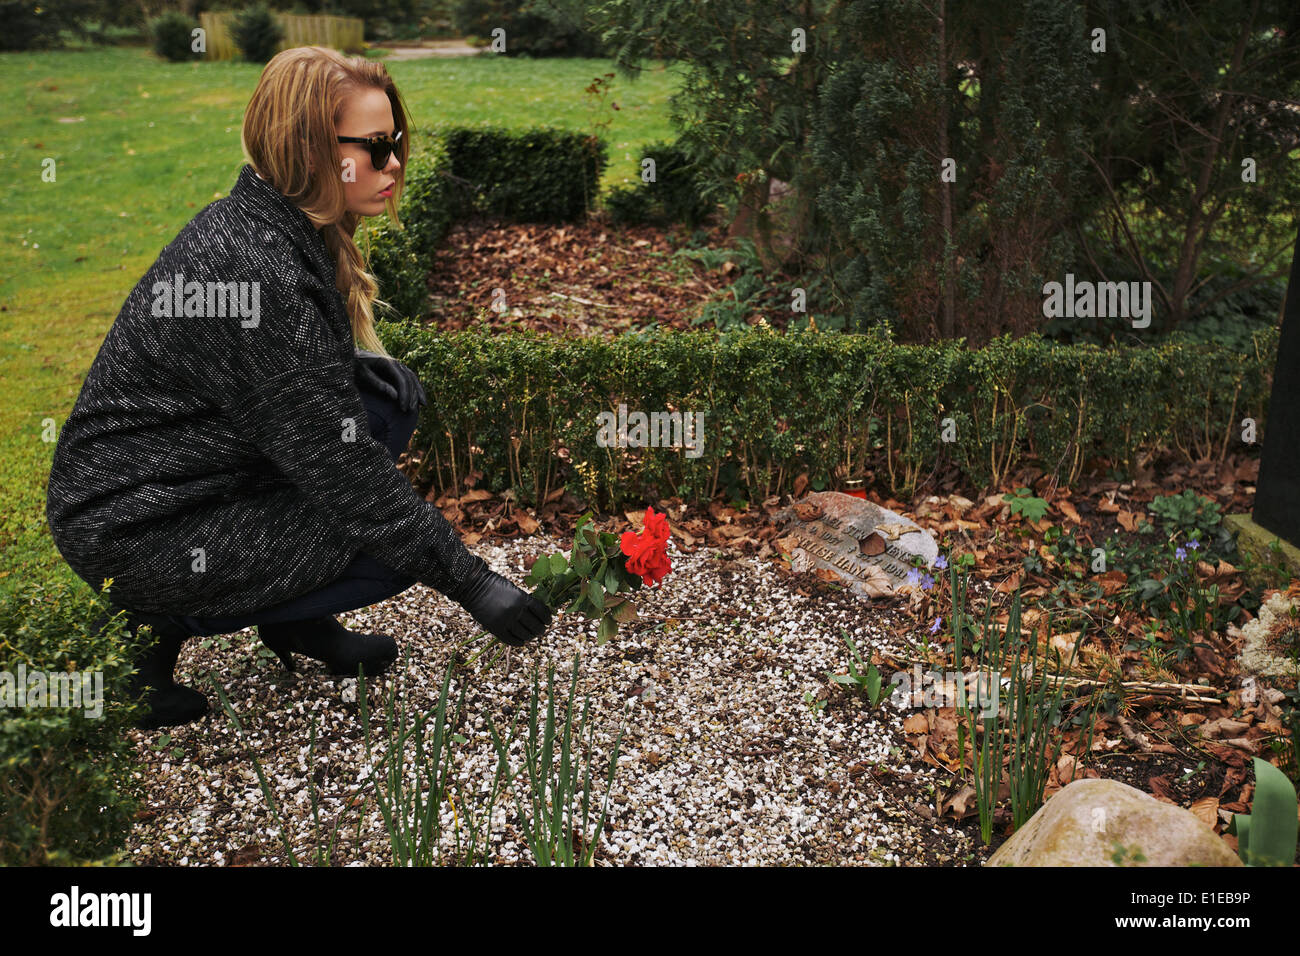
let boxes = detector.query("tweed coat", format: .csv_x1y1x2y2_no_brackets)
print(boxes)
45,163,480,617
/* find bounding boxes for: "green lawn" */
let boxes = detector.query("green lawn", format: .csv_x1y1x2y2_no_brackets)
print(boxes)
0,45,681,597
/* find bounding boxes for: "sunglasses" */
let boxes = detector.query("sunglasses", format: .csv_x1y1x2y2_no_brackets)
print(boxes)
336,129,403,171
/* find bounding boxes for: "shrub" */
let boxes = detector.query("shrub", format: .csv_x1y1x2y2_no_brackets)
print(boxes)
638,141,713,228
437,124,607,223
398,132,458,257
373,322,1279,511
359,132,458,322
149,11,197,62
0,0,85,51
453,0,609,57
603,181,658,226
361,216,427,322
231,4,284,63
604,141,713,228
0,579,146,866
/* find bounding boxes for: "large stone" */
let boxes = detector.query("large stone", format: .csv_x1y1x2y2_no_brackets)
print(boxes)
773,491,938,599
986,778,1241,867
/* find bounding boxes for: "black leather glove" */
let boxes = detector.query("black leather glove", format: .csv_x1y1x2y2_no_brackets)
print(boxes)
449,556,553,647
355,349,427,413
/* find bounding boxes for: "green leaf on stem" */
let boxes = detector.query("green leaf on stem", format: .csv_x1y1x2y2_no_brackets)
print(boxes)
597,615,616,645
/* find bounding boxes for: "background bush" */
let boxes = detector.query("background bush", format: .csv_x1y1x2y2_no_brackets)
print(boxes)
149,11,198,63
231,4,284,63
605,140,714,228
454,0,611,57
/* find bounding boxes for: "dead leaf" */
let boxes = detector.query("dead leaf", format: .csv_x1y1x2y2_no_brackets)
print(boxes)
860,532,886,556
514,511,540,534
793,501,823,521
1189,797,1219,830
1097,570,1127,596
876,521,913,540
1050,631,1082,661
940,783,978,821
1057,500,1081,524
1200,717,1250,739
995,570,1024,594
1222,736,1259,754
902,714,929,734
947,494,975,514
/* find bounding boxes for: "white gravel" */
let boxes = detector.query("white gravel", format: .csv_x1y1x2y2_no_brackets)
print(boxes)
124,534,985,866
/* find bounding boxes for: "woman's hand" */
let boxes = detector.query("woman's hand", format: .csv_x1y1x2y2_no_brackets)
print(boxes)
355,349,427,413
450,557,553,646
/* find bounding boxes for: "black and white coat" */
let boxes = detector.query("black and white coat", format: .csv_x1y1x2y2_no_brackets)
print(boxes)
46,164,479,617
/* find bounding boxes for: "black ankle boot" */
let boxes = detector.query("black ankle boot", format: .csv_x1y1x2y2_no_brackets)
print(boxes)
112,608,210,730
258,616,397,676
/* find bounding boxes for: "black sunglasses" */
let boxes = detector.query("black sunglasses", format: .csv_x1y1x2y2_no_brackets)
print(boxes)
336,129,403,171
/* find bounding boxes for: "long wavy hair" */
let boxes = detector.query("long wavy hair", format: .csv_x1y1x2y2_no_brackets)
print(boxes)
240,45,410,357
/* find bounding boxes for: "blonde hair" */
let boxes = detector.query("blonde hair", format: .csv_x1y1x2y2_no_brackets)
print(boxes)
240,45,411,357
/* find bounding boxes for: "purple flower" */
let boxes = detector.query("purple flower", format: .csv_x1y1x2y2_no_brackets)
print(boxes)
929,616,942,635
1187,540,1200,551
906,567,922,586
921,573,935,590
934,554,949,571
1174,546,1187,561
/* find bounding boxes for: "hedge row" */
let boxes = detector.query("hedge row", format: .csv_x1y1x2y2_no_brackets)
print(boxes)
377,321,1279,510
360,123,611,320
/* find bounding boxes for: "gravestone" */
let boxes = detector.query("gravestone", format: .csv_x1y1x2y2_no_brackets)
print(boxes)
773,491,938,598
1227,224,1300,582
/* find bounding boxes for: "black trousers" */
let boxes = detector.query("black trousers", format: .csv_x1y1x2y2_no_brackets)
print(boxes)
165,381,421,637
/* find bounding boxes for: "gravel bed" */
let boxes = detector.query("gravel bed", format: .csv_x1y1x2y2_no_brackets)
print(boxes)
124,534,984,866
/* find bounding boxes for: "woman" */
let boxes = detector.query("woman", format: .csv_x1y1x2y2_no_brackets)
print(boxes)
45,46,551,731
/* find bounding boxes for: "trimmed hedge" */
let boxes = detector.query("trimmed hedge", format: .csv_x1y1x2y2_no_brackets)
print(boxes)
360,132,457,321
436,123,608,223
377,321,1279,510
363,124,610,320
0,579,146,865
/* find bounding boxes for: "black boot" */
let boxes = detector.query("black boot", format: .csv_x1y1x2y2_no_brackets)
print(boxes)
258,616,397,676
108,608,209,730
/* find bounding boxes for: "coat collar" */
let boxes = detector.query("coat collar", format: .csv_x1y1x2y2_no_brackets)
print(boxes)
228,163,354,349
229,163,338,291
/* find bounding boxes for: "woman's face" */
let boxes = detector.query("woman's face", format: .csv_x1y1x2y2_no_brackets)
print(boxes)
334,87,401,217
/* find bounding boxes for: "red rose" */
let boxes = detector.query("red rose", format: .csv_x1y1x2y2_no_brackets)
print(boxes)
620,507,673,587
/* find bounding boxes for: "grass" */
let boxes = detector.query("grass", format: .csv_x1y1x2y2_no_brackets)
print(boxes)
0,46,681,599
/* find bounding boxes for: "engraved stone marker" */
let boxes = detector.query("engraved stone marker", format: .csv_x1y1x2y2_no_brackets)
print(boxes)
773,491,938,599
